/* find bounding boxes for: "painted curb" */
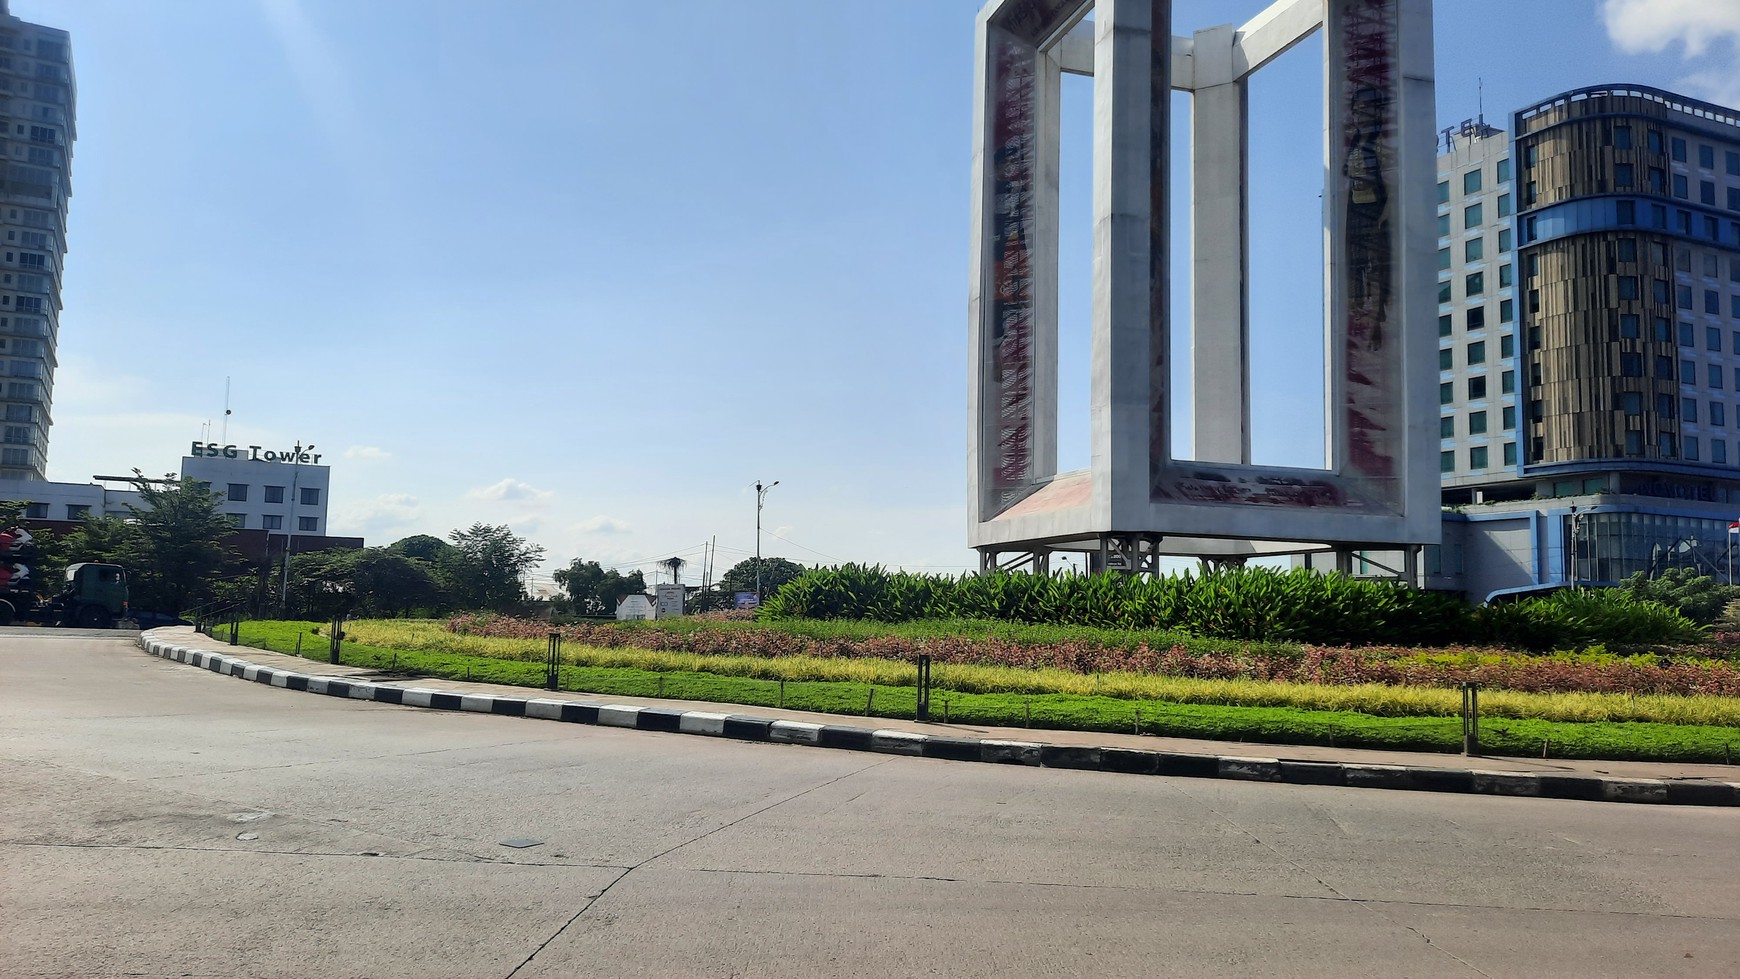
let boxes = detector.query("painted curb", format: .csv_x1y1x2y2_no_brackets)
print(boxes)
137,632,1740,808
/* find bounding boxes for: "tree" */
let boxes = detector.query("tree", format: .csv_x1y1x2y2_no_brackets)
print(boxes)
552,558,646,616
122,474,241,615
718,557,806,602
446,523,545,611
661,556,686,585
388,534,454,564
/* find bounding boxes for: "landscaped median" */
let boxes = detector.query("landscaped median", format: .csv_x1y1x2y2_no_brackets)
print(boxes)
222,618,1740,765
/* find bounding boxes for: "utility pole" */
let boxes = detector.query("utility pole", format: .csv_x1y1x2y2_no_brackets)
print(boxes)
279,441,315,611
755,480,778,606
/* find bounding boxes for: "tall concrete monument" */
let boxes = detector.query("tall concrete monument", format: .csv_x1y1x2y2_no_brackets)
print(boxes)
968,0,1438,573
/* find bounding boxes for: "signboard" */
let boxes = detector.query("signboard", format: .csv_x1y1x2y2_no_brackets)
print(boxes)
733,591,759,611
190,442,322,464
655,582,685,619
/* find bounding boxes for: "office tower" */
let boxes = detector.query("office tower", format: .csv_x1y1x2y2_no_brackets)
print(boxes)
0,0,72,482
1434,86,1740,594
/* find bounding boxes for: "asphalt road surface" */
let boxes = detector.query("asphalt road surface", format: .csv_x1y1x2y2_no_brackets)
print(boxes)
4,631,1739,978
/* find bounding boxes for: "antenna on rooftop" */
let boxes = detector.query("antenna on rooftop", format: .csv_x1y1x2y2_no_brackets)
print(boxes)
1477,76,1485,128
221,376,232,443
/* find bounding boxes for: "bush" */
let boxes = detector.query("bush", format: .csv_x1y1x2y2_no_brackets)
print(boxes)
1620,568,1740,625
758,566,1701,649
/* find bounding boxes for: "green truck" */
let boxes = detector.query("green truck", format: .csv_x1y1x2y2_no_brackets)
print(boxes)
0,526,130,628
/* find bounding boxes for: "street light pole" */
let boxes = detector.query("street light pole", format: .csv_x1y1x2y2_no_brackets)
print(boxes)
279,441,314,611
755,479,778,606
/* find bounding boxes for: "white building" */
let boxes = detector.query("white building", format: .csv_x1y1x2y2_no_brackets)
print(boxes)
181,442,329,535
0,1,74,482
615,594,654,621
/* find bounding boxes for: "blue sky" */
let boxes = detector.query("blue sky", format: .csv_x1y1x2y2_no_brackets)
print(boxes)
27,0,1740,588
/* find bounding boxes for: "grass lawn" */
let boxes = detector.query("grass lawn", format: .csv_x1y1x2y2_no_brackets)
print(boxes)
217,620,1740,764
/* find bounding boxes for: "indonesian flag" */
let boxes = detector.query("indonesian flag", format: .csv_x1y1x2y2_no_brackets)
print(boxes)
1730,521,1739,534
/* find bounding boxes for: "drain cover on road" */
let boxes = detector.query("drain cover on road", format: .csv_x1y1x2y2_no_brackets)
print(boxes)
499,838,543,849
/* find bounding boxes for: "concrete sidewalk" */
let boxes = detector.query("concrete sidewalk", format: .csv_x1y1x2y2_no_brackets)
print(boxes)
139,626,1740,806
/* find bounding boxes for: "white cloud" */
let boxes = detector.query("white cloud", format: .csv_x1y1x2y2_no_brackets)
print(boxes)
575,515,631,534
330,492,422,539
344,445,391,460
1603,0,1740,104
465,478,554,504
1602,0,1740,56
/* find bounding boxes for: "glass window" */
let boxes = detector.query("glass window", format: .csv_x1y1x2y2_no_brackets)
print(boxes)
1503,404,1517,429
1438,280,1452,304
1713,363,1726,389
1464,202,1482,228
1707,290,1721,314
1465,237,1483,262
1438,313,1452,337
227,483,248,503
1499,264,1512,288
1438,213,1450,237
1716,440,1730,464
1659,393,1677,418
1468,305,1486,330
1618,314,1640,338
1684,397,1699,423
1469,446,1488,469
1468,375,1487,400
1500,298,1514,322
1497,193,1511,218
1466,271,1484,297
1468,340,1486,365
1439,347,1453,370
298,516,320,532
1614,163,1634,188
299,487,321,506
1729,150,1740,175
1621,392,1643,416
1678,284,1694,309
262,514,283,530
1653,317,1672,341
228,513,246,529
1438,247,1451,270
1702,180,1717,206
1626,430,1644,455
1502,369,1516,392
263,485,285,504
1440,449,1455,473
1680,357,1695,379
1614,127,1632,150
1674,173,1689,198
1681,321,1695,345
1616,200,1636,226
1463,170,1481,195
1469,410,1487,434
1618,276,1639,300
1617,237,1637,261
1438,180,1449,204
1700,144,1715,169
1503,441,1518,466
1498,227,1513,252
1709,325,1723,351
1672,136,1687,162
1729,187,1740,211
1440,415,1455,438
1496,158,1511,182
1439,381,1453,405
1713,402,1727,427
1501,333,1515,357
1620,353,1643,377
1686,436,1701,462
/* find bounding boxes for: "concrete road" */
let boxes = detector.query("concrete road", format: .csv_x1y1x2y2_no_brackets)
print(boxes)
4,634,1738,978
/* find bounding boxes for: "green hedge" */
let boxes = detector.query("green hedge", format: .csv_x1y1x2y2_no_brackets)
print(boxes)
760,565,1703,650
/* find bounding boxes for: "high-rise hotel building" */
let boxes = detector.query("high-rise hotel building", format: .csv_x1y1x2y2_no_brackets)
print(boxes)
0,0,72,482
1432,85,1740,597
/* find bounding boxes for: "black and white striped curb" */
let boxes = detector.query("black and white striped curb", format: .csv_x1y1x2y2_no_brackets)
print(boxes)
138,632,1740,808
